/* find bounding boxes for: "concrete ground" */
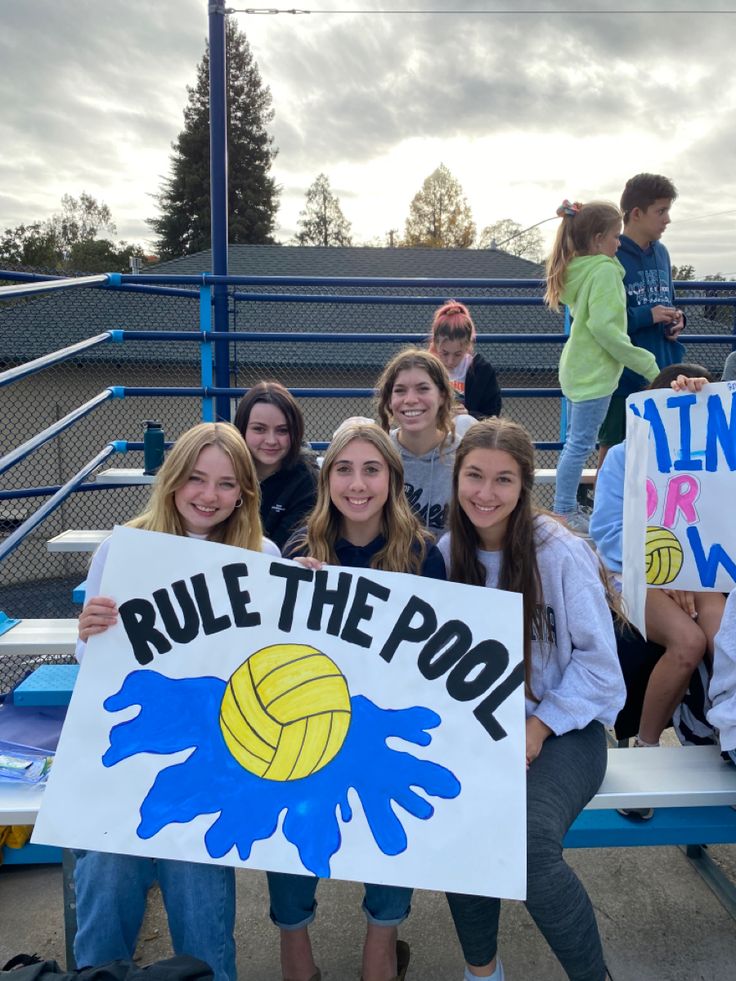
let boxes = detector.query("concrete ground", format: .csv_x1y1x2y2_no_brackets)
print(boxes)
2,844,736,981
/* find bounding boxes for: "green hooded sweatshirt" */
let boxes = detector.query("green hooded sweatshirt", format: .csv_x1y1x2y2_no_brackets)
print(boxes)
558,255,659,402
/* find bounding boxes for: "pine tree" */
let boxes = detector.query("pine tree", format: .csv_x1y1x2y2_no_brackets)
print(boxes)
295,174,353,246
149,21,279,259
403,164,475,249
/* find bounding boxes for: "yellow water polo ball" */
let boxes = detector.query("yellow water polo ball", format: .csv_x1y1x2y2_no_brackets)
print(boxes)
219,643,351,781
645,526,684,586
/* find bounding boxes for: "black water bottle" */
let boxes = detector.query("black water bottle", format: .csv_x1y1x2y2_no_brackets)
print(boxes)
143,420,165,475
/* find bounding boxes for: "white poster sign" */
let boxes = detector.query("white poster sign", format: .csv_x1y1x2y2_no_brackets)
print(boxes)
34,526,527,899
626,380,736,594
622,412,650,637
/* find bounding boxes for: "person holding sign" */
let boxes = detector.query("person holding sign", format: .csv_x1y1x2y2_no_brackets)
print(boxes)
438,418,625,981
234,381,318,550
590,366,726,752
428,300,502,421
267,421,445,981
545,200,660,534
376,348,461,534
74,422,280,981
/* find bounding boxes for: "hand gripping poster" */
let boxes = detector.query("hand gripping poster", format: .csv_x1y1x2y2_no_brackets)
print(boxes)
33,526,526,899
623,379,736,632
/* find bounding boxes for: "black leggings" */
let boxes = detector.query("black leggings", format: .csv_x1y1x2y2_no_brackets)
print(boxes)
446,721,608,981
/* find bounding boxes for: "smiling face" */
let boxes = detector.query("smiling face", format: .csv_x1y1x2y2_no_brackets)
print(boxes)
389,366,443,437
328,438,390,544
457,447,523,550
435,337,471,373
173,444,242,537
244,402,292,479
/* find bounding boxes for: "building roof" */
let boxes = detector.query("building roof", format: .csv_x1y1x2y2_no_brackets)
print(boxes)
0,245,557,371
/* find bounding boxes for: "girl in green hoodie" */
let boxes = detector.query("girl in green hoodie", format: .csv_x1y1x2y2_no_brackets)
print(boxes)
545,200,659,532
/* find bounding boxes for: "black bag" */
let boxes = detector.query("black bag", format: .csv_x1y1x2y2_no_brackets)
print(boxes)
1,956,213,981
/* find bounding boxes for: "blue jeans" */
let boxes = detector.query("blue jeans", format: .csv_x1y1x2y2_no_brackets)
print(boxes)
267,870,412,929
74,851,236,981
446,722,608,981
553,396,611,516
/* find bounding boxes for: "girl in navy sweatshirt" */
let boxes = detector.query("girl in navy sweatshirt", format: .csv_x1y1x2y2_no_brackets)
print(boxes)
268,420,444,981
234,381,318,550
439,418,625,981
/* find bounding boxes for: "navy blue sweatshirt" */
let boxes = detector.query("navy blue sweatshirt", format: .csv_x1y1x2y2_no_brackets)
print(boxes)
614,234,686,397
284,531,447,581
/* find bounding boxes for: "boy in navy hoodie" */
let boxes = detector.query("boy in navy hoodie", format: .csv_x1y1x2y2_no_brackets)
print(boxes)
597,173,686,466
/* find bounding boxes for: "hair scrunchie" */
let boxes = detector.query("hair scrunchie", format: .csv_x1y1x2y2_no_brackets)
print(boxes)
556,199,582,218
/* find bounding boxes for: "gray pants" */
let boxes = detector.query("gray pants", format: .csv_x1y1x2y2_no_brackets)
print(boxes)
446,721,607,981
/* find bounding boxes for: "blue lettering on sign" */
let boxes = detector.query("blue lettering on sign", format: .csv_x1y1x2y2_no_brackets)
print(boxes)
686,526,736,588
705,392,736,472
668,394,702,472
632,390,736,475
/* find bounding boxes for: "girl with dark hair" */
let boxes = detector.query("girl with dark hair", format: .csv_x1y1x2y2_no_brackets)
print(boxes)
234,381,318,550
546,200,660,533
590,365,726,751
267,421,445,981
375,348,460,533
428,300,501,420
438,418,625,981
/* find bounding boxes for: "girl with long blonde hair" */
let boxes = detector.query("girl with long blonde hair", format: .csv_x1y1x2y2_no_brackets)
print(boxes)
545,200,659,533
267,420,445,981
74,422,279,981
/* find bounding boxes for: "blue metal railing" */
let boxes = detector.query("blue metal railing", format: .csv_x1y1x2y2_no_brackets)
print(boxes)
0,443,123,563
1,269,735,570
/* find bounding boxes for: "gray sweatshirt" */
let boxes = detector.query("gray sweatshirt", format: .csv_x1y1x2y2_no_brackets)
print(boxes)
390,429,462,533
707,588,736,752
438,514,626,735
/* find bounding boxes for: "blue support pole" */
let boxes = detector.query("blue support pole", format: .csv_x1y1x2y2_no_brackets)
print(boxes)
200,285,215,421
208,0,230,421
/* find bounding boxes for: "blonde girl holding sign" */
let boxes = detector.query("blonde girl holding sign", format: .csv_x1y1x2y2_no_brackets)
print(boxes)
438,418,625,981
268,420,445,981
76,422,279,981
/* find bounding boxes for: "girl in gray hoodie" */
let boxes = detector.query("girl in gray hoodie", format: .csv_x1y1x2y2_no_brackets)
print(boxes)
376,348,462,534
439,418,625,981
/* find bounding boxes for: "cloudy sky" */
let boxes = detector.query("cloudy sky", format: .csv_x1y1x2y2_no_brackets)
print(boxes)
2,0,735,275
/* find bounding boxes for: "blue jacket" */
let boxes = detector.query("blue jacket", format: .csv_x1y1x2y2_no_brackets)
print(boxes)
589,441,626,573
614,234,686,397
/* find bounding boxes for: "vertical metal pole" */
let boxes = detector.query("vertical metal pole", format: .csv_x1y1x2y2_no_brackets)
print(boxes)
208,0,230,421
200,285,215,421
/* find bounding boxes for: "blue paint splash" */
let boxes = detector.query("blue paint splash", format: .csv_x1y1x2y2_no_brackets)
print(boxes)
103,670,461,877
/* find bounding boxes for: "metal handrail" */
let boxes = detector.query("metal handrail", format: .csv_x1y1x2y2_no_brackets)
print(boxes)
0,333,112,389
0,389,117,477
0,443,120,563
0,274,109,298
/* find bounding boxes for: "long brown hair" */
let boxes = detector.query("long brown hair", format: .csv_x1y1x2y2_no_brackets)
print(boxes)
375,348,455,447
128,422,263,551
447,419,543,691
545,201,622,311
301,422,430,573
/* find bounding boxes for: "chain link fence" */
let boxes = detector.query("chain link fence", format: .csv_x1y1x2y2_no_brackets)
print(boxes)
1,266,735,692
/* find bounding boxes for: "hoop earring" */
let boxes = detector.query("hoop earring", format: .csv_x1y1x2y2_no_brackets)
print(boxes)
234,498,243,509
